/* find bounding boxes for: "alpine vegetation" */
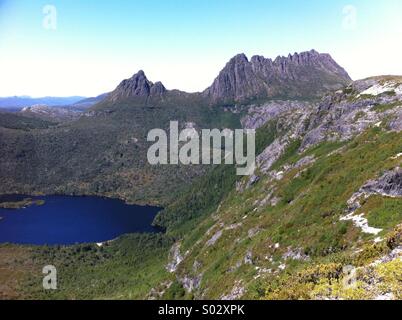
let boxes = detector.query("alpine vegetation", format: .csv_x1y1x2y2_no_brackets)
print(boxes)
1,2,401,301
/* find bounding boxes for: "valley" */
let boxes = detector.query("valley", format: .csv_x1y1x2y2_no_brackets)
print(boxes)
0,51,401,300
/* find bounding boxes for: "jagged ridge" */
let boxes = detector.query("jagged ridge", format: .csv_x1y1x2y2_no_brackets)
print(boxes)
204,49,352,104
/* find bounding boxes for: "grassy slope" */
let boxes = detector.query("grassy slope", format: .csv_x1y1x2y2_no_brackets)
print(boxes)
159,125,402,299
2,118,401,300
6,121,400,300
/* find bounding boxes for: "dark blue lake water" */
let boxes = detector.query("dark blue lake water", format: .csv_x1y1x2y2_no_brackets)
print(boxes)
0,195,162,245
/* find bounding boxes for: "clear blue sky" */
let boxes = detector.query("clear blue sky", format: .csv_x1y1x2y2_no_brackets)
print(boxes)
1,0,402,97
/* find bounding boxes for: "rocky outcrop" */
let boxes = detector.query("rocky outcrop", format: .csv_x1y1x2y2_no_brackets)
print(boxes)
20,104,82,122
361,167,402,197
341,168,402,235
166,242,184,273
109,70,166,102
204,50,351,104
241,100,312,130
301,77,402,150
220,281,245,300
282,247,310,261
178,274,203,293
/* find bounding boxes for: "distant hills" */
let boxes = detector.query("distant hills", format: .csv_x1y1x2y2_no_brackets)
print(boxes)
71,93,110,109
0,96,87,110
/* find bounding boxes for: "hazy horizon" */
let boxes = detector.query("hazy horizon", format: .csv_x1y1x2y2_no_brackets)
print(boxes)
1,0,402,97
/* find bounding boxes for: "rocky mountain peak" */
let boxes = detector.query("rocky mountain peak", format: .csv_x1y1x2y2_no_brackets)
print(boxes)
109,70,166,102
150,81,167,96
229,53,249,64
204,50,352,104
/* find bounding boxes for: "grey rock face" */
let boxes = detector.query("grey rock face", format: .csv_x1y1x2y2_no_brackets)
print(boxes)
150,81,167,96
204,50,351,104
220,281,245,300
241,76,401,188
179,274,202,293
361,167,402,197
20,104,82,122
254,105,313,174
206,230,223,247
241,100,312,130
166,242,184,273
257,138,287,173
109,70,166,102
389,111,402,131
282,247,310,261
301,79,402,151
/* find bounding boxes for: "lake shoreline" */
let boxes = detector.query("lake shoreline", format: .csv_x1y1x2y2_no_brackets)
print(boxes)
0,194,163,246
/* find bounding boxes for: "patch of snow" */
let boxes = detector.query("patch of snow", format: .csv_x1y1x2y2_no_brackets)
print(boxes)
391,153,402,160
276,171,284,180
278,264,286,271
395,84,402,95
359,82,396,96
375,293,395,300
340,212,382,235
374,237,383,243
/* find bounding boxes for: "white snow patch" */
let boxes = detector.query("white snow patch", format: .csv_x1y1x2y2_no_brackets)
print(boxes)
340,212,382,235
391,153,402,160
374,237,383,243
375,293,394,300
278,264,286,271
374,121,382,127
359,82,397,96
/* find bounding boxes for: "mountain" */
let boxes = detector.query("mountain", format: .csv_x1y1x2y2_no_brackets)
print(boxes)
108,70,167,102
1,52,401,300
0,96,86,110
2,74,401,300
0,51,354,205
152,75,402,300
204,50,351,104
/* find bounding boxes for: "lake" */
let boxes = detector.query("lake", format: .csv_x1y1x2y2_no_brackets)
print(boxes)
0,195,162,245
